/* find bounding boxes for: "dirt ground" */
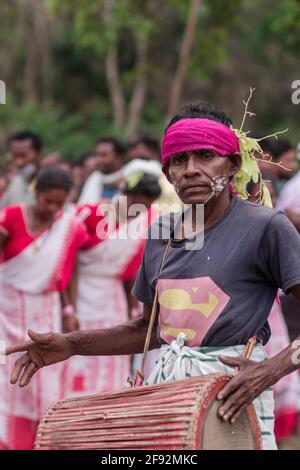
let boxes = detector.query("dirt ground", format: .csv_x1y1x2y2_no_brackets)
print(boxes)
279,435,300,450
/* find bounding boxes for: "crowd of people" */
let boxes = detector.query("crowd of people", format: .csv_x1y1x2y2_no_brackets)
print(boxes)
0,129,180,450
1,105,300,450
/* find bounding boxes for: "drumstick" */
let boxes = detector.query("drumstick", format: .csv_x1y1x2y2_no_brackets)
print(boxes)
242,336,257,359
232,336,257,376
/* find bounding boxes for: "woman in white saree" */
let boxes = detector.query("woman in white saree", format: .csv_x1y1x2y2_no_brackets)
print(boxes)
0,167,88,450
65,166,161,397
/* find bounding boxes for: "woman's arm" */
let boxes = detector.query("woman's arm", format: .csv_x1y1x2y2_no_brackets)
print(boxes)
123,278,140,319
68,258,79,309
60,260,80,333
0,230,8,246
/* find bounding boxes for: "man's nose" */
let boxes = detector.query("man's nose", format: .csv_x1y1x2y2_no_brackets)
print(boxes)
184,155,201,176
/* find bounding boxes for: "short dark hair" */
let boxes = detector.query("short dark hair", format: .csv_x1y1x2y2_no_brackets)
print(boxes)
127,133,160,158
124,174,161,199
36,167,73,193
10,130,43,152
165,101,232,132
96,137,125,158
260,138,293,161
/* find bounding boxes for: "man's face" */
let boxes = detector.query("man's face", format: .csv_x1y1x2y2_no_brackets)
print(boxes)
9,139,39,170
278,149,297,179
166,150,239,205
95,142,122,175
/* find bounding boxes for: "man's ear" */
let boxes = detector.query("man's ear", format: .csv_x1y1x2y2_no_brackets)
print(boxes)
228,153,242,178
162,165,172,183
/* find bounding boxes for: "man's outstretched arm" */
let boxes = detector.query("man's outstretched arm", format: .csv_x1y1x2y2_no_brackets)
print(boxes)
6,304,158,388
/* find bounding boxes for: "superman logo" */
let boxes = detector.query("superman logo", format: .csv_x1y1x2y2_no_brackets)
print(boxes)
157,277,230,347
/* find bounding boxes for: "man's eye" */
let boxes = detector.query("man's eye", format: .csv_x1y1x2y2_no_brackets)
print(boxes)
197,152,213,161
172,154,185,165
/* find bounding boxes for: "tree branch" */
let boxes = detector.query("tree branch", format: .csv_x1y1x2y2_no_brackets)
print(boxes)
126,34,147,136
103,0,125,129
166,0,202,121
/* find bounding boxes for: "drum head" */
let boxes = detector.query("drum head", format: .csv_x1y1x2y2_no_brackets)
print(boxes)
202,400,257,450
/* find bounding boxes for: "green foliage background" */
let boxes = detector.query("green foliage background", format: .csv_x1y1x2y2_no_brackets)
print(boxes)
0,0,299,160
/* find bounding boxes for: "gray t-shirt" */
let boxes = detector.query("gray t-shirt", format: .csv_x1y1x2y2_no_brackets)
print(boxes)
132,197,300,347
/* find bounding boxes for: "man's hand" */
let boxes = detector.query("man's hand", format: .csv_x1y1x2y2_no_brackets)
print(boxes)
5,329,73,387
216,355,275,423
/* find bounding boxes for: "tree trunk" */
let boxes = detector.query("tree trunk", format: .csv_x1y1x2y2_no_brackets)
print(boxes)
23,0,39,102
166,0,202,121
103,0,126,129
33,0,53,102
105,47,126,128
1,1,19,84
125,35,147,136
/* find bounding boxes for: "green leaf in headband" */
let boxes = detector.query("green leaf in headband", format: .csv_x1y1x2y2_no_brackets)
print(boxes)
231,87,288,208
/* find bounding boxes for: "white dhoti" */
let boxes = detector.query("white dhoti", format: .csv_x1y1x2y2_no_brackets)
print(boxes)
146,333,277,450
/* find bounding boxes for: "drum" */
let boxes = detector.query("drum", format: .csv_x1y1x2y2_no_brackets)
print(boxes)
35,373,262,450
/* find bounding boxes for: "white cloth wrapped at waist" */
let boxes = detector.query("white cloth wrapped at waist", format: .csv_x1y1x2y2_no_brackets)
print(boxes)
145,332,277,451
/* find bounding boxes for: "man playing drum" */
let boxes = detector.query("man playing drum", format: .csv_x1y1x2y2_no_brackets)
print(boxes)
6,102,300,450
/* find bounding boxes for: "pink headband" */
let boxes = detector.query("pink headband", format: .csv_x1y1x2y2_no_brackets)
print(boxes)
161,118,240,165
